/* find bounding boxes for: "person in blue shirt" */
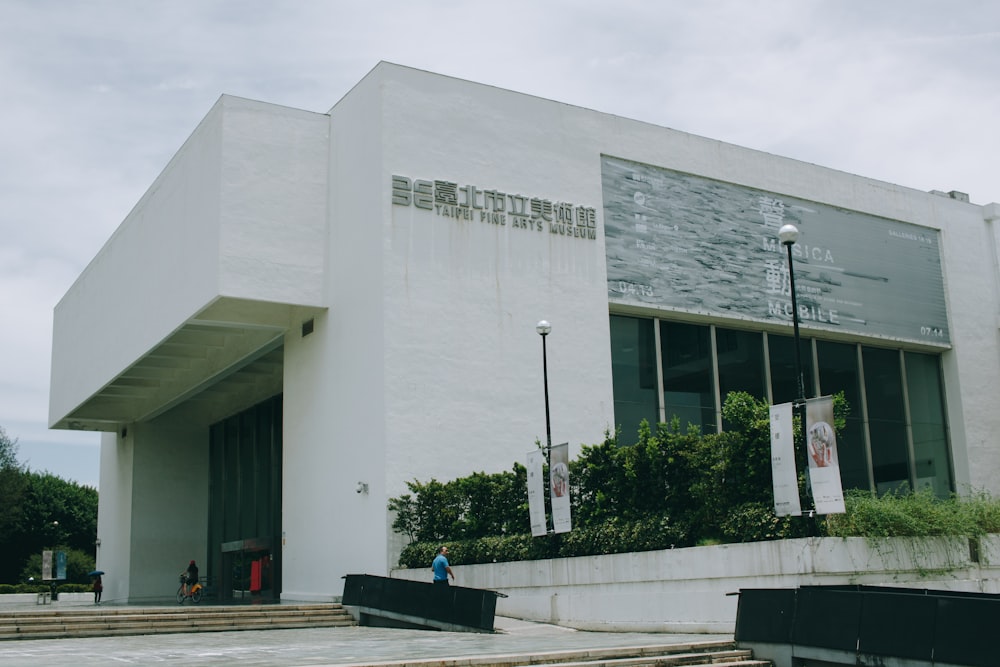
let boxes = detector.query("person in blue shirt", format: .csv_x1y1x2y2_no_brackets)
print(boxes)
432,546,454,585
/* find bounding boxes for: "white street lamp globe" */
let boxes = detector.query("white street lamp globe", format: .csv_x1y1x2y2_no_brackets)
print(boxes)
536,320,551,335
778,223,799,246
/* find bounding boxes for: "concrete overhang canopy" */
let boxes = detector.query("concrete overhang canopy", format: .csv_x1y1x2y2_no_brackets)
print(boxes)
53,299,324,431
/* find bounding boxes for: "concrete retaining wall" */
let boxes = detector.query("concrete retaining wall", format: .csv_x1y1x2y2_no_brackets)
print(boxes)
390,535,1000,633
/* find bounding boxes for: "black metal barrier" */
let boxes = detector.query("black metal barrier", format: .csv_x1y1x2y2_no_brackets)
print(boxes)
342,574,505,632
735,584,1000,667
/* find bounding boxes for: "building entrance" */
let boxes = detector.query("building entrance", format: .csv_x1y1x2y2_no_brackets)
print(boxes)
208,395,283,602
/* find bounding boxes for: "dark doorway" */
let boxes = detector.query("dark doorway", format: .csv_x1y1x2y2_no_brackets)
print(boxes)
208,395,282,602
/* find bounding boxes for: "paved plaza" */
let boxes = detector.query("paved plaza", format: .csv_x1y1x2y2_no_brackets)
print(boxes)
0,598,728,667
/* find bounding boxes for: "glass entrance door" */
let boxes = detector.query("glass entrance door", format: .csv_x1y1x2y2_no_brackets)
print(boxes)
208,395,283,602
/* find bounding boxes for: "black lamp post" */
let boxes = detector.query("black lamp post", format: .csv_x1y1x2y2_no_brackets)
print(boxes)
779,224,805,406
536,320,552,453
780,223,816,516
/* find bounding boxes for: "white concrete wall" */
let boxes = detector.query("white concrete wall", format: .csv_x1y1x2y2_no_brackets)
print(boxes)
362,63,1000,503
94,431,133,604
50,101,225,426
280,63,1000,598
50,95,329,430
217,98,329,305
125,417,208,602
94,417,207,604
280,72,388,601
392,535,1000,633
67,63,1000,605
377,67,616,496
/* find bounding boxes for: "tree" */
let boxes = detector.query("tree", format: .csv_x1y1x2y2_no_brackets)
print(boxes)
11,472,99,576
19,548,96,585
0,426,99,584
0,427,28,577
0,425,20,469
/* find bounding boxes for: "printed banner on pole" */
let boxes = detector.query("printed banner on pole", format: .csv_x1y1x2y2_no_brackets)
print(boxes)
806,396,846,515
42,550,53,581
550,442,572,534
769,402,802,517
526,449,547,537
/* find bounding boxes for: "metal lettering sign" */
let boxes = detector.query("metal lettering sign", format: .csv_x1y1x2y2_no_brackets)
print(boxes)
392,175,598,241
601,156,950,346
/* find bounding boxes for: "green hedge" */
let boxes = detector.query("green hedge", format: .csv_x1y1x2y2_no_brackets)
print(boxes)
827,488,1000,538
398,515,686,568
391,392,1000,568
0,583,91,594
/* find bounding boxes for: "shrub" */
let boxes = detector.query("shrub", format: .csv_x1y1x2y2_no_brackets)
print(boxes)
721,501,820,542
824,488,1000,539
390,392,999,566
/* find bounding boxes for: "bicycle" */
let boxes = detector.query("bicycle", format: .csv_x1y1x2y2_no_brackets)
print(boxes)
176,573,203,604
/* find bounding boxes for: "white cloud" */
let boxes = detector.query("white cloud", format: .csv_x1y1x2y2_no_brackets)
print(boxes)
1,0,998,487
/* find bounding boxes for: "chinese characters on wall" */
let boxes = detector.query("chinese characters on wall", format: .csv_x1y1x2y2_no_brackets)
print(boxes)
391,175,597,240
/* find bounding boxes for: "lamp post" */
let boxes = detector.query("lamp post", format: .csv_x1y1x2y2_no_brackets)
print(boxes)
780,223,815,517
536,320,552,453
778,224,805,405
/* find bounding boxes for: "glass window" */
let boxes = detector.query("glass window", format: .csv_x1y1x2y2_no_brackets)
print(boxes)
863,346,910,495
768,333,814,405
716,327,766,402
209,394,283,601
223,415,240,539
816,341,869,491
716,328,766,431
239,412,257,537
610,315,659,445
905,352,952,497
660,321,716,433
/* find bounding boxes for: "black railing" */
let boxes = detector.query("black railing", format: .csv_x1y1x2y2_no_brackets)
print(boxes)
736,584,1000,667
342,574,504,632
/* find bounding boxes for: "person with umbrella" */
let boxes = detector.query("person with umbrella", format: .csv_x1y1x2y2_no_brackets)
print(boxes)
89,570,104,604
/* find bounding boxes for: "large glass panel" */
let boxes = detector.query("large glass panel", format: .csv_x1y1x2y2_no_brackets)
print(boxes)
716,328,766,403
863,346,910,495
255,405,273,537
610,315,659,445
716,328,766,431
768,334,815,405
209,394,283,602
239,412,256,537
905,352,952,497
223,415,240,539
816,341,869,491
660,321,716,434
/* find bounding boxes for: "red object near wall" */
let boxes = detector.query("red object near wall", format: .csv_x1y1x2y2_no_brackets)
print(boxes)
250,559,262,593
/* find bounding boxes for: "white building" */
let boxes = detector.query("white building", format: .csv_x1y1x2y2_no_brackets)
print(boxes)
50,62,1000,604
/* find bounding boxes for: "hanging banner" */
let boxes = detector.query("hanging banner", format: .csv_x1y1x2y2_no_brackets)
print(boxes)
42,550,53,581
550,442,572,534
769,402,802,517
806,396,846,514
526,449,547,537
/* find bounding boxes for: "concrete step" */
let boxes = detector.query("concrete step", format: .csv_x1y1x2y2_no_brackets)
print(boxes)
0,603,355,640
331,641,772,667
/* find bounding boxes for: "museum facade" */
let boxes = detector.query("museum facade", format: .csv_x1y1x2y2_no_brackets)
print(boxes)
49,62,1000,603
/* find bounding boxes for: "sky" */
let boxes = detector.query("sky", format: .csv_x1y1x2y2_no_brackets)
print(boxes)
1,1,998,490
